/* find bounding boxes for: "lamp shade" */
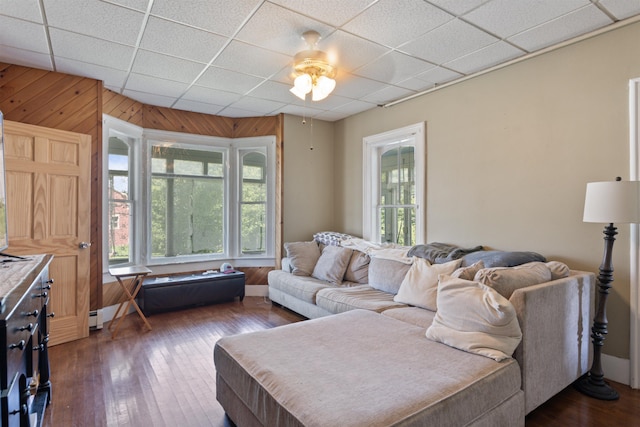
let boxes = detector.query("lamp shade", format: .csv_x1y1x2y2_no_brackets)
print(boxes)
583,180,640,224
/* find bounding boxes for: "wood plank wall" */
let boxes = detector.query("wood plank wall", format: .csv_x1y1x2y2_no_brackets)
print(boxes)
1,63,281,311
0,62,104,310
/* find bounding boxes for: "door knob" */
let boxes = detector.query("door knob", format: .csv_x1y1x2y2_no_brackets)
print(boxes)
79,242,91,249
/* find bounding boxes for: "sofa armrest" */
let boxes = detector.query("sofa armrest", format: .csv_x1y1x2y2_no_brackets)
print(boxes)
509,271,595,414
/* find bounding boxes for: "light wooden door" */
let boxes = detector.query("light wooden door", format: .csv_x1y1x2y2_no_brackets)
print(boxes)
4,121,91,346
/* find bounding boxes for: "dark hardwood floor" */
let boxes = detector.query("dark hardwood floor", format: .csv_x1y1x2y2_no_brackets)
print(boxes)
42,297,640,426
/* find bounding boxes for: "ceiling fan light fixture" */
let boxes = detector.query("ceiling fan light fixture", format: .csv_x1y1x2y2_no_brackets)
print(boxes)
290,30,337,102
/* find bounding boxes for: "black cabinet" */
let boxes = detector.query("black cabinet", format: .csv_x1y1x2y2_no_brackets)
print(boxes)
0,255,53,427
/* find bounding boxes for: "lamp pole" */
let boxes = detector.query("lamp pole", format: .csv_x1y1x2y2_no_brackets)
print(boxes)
575,222,620,400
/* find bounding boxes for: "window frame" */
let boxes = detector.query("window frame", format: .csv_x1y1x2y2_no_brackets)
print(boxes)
102,115,276,276
102,115,143,268
363,122,425,245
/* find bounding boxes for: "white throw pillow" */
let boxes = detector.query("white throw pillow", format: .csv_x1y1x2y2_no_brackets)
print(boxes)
426,275,522,361
426,276,522,362
393,258,462,311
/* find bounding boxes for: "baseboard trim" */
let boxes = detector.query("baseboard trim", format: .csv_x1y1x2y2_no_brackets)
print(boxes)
603,354,630,386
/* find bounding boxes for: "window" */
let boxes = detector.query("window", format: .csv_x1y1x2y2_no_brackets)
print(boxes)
103,115,275,271
104,117,141,267
363,123,425,245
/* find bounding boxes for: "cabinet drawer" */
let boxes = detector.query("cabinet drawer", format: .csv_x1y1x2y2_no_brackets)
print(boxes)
2,372,22,427
5,295,41,380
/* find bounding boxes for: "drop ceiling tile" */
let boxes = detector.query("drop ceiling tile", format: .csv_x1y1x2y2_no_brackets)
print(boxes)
131,50,206,83
269,0,375,27
400,19,498,64
181,85,242,106
125,73,189,98
343,0,454,48
235,2,334,55
227,96,286,114
247,80,300,103
43,0,144,45
509,5,612,52
140,17,228,63
313,110,349,121
218,105,272,118
361,85,415,105
274,103,324,118
330,73,389,99
0,45,53,70
0,16,49,53
414,66,463,86
172,99,225,116
354,51,436,84
49,28,135,70
212,41,291,78
322,31,388,72
101,0,150,13
326,99,377,115
150,0,262,36
0,0,44,23
394,77,436,92
55,57,128,88
123,89,177,107
463,0,590,38
600,0,640,19
444,41,525,74
427,0,492,16
195,66,264,93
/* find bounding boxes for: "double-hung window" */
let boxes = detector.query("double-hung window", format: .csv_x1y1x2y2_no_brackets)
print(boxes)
363,123,425,245
104,116,142,267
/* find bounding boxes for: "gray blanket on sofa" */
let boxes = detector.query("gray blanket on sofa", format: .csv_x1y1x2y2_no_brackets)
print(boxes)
408,242,484,263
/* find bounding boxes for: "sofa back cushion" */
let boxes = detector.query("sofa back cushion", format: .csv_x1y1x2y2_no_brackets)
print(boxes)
312,246,353,285
284,241,321,276
473,262,552,299
368,258,411,294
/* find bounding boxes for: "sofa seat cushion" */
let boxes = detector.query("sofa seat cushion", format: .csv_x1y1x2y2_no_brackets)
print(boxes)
316,285,407,314
382,306,436,329
215,310,522,427
268,270,334,304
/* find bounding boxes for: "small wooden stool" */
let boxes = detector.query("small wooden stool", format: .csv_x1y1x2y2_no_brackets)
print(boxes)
108,266,152,339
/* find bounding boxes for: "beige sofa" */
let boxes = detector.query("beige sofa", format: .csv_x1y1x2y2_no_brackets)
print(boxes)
214,240,595,426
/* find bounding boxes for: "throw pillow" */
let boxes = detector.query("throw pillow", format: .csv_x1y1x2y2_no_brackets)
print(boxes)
473,262,552,299
451,260,485,281
313,231,353,246
426,275,522,361
546,261,570,280
393,258,462,311
312,246,353,285
368,257,411,294
284,241,321,276
343,250,370,284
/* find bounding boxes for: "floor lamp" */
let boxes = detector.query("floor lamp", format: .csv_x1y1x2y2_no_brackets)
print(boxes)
575,178,640,400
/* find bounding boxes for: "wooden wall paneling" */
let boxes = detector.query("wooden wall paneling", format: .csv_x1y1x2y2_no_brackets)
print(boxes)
233,116,277,137
102,89,143,126
0,62,103,312
142,105,234,137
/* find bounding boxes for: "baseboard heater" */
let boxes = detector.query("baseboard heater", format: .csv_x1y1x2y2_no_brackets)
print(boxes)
138,271,245,316
89,309,104,330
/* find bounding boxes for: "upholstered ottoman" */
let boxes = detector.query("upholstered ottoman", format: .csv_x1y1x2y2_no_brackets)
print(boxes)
214,309,524,427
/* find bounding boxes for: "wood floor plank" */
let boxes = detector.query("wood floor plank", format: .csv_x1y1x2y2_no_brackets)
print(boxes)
42,297,640,426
